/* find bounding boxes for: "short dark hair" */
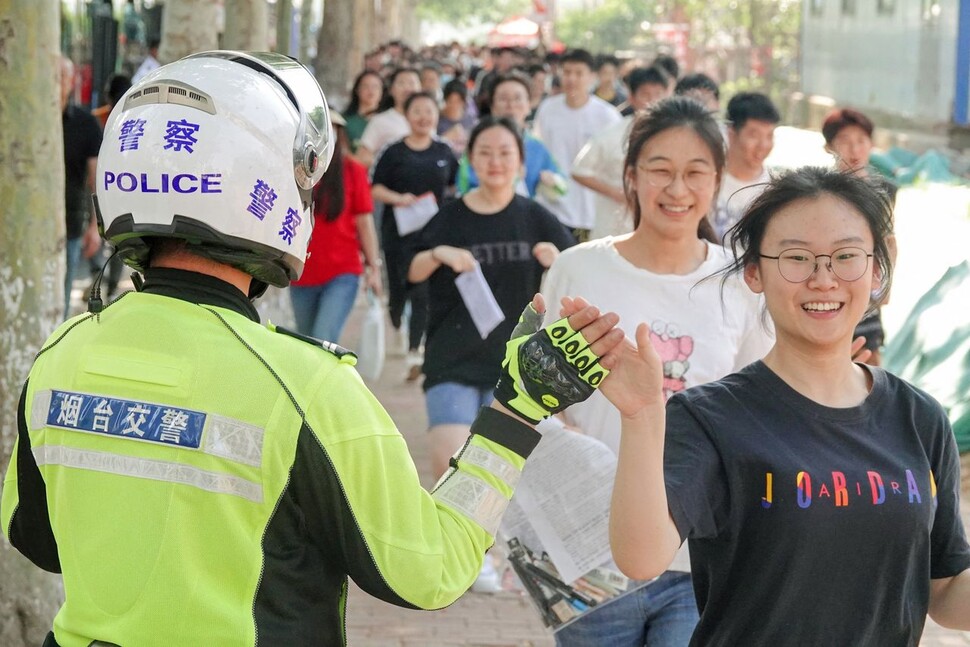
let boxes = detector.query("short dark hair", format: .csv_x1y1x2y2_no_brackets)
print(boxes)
595,54,620,71
719,167,895,313
625,66,671,94
489,73,531,106
467,116,525,162
726,92,780,131
651,54,680,80
442,79,467,101
560,48,596,70
675,73,720,101
821,108,874,145
104,73,132,105
623,97,725,239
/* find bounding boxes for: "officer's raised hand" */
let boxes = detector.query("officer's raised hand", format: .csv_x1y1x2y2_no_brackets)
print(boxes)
494,293,623,424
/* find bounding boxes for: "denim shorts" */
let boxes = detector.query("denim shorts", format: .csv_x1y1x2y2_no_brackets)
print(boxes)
424,382,494,427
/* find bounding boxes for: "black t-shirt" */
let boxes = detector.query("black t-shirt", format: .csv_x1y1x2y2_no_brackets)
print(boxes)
413,195,575,389
63,105,103,238
664,361,970,646
371,139,458,245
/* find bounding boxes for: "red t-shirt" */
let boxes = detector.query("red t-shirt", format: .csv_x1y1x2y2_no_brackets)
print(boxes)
294,157,373,286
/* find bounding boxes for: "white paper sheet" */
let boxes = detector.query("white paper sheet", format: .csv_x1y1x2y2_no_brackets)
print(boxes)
393,192,438,236
500,427,617,584
454,263,505,339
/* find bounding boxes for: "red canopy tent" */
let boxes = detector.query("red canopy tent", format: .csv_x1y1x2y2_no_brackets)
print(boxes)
488,16,541,48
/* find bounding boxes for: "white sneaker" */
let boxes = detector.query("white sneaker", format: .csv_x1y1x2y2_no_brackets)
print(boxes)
471,558,502,593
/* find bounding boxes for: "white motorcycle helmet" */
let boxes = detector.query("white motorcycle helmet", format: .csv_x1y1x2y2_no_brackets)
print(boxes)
95,51,334,293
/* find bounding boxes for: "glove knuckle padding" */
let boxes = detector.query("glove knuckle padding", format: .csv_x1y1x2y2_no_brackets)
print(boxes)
495,314,610,423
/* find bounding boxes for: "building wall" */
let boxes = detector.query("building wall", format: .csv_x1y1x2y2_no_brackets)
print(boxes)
801,0,958,126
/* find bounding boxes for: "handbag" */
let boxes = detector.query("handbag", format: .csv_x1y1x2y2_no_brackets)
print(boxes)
356,289,386,382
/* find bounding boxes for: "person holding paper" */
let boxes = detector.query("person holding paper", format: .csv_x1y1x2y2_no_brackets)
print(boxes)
408,116,575,487
0,50,624,647
371,92,459,379
605,167,970,645
407,117,575,592
540,97,775,646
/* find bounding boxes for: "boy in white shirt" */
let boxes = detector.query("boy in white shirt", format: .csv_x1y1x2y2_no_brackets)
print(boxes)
533,49,621,240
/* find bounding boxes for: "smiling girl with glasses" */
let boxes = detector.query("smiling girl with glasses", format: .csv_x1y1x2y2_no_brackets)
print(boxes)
602,166,970,645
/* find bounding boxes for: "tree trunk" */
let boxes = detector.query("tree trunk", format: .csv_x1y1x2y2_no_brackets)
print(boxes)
0,2,67,645
158,0,220,64
298,0,314,64
223,0,268,51
276,0,293,55
399,0,420,48
316,0,356,107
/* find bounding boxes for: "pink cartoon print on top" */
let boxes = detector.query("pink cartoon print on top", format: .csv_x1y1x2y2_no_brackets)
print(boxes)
650,321,694,399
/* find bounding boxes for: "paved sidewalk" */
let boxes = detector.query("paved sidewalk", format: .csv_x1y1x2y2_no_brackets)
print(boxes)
336,303,970,647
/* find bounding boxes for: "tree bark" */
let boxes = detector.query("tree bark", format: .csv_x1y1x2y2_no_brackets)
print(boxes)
276,0,293,55
158,0,221,63
0,1,67,644
316,0,356,107
223,0,268,51
298,0,315,64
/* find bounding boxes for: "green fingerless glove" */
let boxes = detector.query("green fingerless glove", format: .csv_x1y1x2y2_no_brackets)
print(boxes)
494,303,610,424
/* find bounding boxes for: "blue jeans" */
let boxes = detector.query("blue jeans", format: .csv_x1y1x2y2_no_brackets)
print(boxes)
554,571,698,647
289,273,360,343
425,382,494,427
64,237,83,319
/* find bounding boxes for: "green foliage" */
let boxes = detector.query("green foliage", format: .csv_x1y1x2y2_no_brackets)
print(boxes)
555,0,802,106
556,0,657,54
416,0,533,27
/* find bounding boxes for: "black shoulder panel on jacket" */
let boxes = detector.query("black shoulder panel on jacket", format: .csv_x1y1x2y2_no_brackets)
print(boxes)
9,380,62,573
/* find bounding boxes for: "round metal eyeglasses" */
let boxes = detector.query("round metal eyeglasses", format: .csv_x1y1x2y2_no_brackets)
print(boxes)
637,165,716,192
758,247,873,283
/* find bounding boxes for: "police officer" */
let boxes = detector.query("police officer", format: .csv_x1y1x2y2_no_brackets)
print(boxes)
1,51,623,646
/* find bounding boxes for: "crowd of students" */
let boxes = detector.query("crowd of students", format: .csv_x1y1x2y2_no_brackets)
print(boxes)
45,32,970,645
284,39,969,645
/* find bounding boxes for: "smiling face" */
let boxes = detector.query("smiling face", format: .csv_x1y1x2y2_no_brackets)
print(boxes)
828,124,873,175
356,73,384,112
729,118,776,169
405,96,439,137
626,126,719,240
469,125,522,192
744,193,877,353
491,79,531,126
390,71,421,110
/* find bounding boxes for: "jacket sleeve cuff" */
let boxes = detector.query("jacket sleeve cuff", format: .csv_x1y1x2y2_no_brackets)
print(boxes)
469,406,541,461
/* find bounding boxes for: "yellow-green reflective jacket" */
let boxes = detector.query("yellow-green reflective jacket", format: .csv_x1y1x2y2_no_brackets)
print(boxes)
1,268,539,647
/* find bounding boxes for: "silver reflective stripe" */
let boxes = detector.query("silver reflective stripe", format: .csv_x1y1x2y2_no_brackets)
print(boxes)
459,445,521,489
432,471,508,536
204,415,264,467
30,389,264,467
33,444,263,503
29,390,53,431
